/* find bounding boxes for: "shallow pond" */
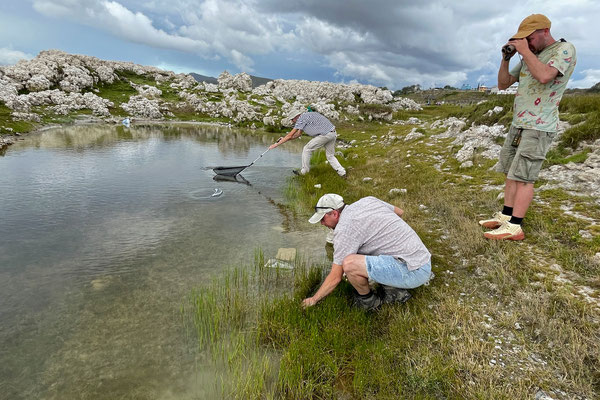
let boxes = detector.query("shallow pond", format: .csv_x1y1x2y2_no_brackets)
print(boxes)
0,124,329,399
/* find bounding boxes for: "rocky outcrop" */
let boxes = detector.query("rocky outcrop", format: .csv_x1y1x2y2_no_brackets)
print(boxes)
0,49,424,128
218,71,252,92
120,96,163,119
0,135,15,150
539,140,600,201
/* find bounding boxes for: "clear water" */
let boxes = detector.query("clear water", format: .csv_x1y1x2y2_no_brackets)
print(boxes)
0,124,328,399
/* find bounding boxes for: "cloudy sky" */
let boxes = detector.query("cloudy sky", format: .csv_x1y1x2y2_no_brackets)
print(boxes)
1,0,598,89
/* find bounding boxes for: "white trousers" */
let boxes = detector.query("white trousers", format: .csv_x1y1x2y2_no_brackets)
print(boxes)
301,131,346,176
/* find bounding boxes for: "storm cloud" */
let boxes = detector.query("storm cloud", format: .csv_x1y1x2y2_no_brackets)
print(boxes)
5,0,599,88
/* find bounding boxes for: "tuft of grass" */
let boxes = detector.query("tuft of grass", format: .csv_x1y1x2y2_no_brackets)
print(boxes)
94,78,137,113
0,102,36,134
560,94,600,114
558,110,600,149
546,147,591,166
457,94,515,127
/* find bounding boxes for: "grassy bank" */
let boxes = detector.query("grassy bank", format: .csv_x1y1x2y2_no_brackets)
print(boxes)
184,102,600,399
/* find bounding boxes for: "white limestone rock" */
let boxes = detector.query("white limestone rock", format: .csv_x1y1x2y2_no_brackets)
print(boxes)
95,65,116,84
218,71,252,92
135,84,162,99
26,74,52,91
120,95,163,119
404,127,425,141
484,106,504,116
11,111,41,122
430,117,467,136
263,116,277,126
390,97,422,111
59,65,94,92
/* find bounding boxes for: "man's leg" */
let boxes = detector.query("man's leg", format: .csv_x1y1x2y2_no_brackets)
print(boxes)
479,127,517,229
510,180,534,218
322,132,346,176
341,255,382,310
485,129,553,240
504,178,517,208
300,135,327,174
341,254,370,294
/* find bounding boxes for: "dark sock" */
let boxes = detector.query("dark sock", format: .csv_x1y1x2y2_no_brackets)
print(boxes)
502,206,513,216
509,216,523,225
357,291,373,298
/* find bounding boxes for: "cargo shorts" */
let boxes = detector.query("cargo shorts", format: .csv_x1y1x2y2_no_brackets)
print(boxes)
496,126,556,183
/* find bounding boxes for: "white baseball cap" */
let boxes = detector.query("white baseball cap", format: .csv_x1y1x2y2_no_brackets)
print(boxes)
309,193,344,224
286,107,304,121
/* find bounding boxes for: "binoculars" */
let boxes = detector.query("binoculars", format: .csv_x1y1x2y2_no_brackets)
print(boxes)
502,44,516,60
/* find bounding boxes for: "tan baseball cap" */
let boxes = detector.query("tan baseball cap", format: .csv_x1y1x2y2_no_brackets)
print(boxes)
511,14,551,39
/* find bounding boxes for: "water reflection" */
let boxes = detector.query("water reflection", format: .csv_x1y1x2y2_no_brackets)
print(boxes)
213,173,251,185
10,123,305,160
0,124,324,400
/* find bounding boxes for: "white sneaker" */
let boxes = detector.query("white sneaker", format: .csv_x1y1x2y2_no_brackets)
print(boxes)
479,211,511,229
484,221,525,241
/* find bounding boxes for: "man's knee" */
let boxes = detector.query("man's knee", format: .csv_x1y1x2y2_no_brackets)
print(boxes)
342,255,365,275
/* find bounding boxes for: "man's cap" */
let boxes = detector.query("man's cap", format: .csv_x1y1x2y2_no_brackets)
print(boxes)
511,14,551,39
286,107,304,122
309,193,344,224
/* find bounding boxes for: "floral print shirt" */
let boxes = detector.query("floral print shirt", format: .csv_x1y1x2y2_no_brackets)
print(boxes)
510,40,576,132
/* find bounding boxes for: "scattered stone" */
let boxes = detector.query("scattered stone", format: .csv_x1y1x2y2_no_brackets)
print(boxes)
535,390,556,400
389,188,407,195
363,177,373,182
404,127,425,141
275,248,296,262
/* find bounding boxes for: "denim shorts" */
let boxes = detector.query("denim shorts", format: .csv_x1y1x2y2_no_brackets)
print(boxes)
365,255,432,289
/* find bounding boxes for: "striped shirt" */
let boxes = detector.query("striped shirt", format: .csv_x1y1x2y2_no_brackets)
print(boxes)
332,197,431,270
294,112,335,137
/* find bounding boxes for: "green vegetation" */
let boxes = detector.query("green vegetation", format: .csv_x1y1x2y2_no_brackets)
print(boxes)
185,97,600,398
558,111,600,149
560,94,600,114
402,88,488,105
358,103,393,115
0,102,36,133
546,147,591,166
457,94,515,126
94,78,137,112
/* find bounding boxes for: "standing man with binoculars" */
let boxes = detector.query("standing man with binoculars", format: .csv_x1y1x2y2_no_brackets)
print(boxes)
479,14,576,240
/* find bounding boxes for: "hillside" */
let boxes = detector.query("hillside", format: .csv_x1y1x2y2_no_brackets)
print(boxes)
0,49,419,142
189,72,272,88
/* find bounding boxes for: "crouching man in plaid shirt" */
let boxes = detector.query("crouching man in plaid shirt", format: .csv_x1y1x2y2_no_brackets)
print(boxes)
302,194,433,311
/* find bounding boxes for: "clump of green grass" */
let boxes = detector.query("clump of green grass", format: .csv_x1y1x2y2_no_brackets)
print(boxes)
546,147,591,166
457,94,515,127
558,110,600,149
560,94,600,114
94,78,137,112
0,102,36,134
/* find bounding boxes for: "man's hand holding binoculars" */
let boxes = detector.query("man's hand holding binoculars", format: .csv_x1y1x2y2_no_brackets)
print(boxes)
502,38,529,61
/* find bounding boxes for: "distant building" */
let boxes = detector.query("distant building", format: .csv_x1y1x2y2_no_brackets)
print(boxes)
477,85,488,92
497,83,518,95
461,83,472,91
